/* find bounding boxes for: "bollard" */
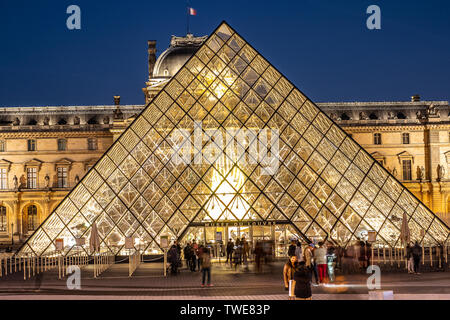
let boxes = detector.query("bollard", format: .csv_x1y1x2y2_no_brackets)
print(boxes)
28,257,31,279
422,244,425,265
438,247,441,269
10,256,12,274
23,258,26,280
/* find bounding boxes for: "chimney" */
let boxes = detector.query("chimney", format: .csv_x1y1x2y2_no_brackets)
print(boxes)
148,40,157,80
411,95,420,102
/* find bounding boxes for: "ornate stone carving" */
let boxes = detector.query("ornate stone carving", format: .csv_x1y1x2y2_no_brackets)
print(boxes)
427,104,440,118
392,168,398,178
437,164,446,181
103,116,110,124
44,174,50,188
387,111,396,120
43,117,50,125
13,175,18,189
74,116,81,125
12,118,20,126
359,112,368,120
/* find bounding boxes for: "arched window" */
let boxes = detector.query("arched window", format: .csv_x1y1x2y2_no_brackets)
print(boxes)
397,112,407,119
28,119,38,126
341,113,350,120
369,113,378,120
57,118,67,125
87,117,98,125
0,206,7,232
27,205,38,231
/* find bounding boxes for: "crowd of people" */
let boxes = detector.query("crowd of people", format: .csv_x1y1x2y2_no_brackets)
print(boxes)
167,237,429,294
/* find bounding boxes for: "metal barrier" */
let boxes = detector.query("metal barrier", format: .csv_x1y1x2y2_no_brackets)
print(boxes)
128,251,141,277
93,252,114,278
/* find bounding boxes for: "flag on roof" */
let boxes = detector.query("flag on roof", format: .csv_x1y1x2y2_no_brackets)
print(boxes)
189,7,197,16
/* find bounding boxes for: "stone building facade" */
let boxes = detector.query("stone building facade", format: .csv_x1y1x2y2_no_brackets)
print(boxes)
1,33,448,246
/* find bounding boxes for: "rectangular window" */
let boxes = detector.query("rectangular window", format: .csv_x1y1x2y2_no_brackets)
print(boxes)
88,138,98,151
27,167,37,189
57,167,68,188
374,133,382,145
58,139,67,151
0,206,6,232
28,139,37,151
0,168,7,190
0,140,5,152
402,160,412,181
402,133,410,145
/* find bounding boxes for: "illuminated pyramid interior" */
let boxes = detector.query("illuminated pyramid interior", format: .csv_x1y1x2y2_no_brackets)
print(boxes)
18,22,450,257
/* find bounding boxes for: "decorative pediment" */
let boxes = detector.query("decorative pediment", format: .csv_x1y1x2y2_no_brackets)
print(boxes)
54,158,73,171
397,151,414,165
0,159,12,170
445,151,450,164
24,158,43,171
370,152,386,166
84,158,98,171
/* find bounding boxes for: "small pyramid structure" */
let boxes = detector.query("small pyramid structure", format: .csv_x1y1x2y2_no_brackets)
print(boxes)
18,22,449,257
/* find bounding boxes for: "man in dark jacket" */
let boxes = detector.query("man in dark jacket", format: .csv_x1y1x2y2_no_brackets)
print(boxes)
168,245,179,274
412,242,422,274
226,239,234,264
293,261,312,300
288,240,297,257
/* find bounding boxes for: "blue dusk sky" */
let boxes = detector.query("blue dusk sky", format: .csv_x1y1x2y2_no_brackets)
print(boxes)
0,0,449,107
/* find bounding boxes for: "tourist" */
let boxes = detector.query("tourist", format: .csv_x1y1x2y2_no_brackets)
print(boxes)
412,241,422,274
201,248,213,287
295,240,303,262
293,261,313,300
233,239,242,271
254,241,264,273
168,244,179,275
326,243,337,282
226,239,234,265
314,242,328,284
196,244,204,272
283,255,298,291
288,240,296,257
304,243,319,285
184,242,193,270
406,244,414,274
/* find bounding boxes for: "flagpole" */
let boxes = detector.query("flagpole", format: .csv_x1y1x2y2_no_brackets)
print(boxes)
186,1,190,35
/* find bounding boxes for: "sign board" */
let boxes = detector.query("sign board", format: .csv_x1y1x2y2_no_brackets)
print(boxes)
55,239,64,251
125,237,135,249
160,235,169,249
368,231,377,243
75,237,85,246
215,231,222,242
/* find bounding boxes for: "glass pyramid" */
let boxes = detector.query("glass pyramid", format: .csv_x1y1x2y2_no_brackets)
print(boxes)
18,22,450,257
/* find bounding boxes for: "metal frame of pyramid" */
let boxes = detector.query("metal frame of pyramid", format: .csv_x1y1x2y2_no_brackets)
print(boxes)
17,22,450,257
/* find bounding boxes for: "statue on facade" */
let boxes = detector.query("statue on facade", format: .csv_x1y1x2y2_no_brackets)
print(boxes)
416,110,425,120
19,175,26,188
420,166,425,181
387,111,395,120
427,104,440,117
75,175,80,184
103,116,110,124
392,168,398,178
12,118,20,126
44,174,50,188
359,112,368,120
43,117,50,125
74,116,81,125
13,175,18,189
437,164,446,181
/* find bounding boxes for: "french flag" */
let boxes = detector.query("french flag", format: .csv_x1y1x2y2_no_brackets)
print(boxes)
189,7,197,16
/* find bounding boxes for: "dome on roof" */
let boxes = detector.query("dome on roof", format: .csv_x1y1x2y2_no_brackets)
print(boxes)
152,34,208,78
